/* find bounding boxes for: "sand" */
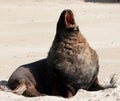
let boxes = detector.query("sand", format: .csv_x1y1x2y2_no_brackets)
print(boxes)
0,0,120,101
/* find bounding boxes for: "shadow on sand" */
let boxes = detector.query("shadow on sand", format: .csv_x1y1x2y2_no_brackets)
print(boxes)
0,80,11,92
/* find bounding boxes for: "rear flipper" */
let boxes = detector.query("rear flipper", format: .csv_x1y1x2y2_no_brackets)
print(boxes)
88,74,117,91
11,79,27,95
11,79,40,97
24,83,41,97
0,79,40,97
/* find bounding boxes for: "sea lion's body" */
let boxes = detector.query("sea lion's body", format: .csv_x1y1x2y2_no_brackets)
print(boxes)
7,9,115,98
47,29,99,91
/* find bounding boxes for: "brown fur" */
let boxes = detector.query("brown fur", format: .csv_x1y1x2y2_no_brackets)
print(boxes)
47,9,115,96
7,9,115,98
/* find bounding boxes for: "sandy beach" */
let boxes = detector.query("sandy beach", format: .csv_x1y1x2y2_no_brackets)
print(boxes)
0,0,120,101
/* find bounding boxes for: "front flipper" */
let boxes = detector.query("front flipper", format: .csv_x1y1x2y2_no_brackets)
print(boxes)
88,74,117,91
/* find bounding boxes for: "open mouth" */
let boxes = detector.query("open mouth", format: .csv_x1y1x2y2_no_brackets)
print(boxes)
65,11,77,28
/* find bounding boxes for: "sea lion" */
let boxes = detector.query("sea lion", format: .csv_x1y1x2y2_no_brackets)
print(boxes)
7,9,115,98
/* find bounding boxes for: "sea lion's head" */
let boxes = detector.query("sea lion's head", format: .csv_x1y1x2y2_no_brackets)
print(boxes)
56,9,79,37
